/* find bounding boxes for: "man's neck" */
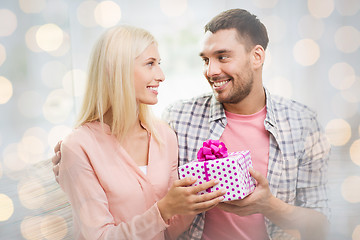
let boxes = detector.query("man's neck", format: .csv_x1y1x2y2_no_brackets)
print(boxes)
223,87,266,115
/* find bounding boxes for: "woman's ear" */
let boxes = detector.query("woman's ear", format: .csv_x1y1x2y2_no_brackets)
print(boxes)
251,45,265,69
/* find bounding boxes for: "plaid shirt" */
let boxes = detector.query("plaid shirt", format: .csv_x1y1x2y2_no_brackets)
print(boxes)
162,88,330,240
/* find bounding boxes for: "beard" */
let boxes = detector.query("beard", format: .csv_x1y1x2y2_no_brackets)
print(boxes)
213,71,254,104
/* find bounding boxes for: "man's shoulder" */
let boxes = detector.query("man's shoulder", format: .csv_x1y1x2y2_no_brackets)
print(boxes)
164,92,213,114
270,94,317,119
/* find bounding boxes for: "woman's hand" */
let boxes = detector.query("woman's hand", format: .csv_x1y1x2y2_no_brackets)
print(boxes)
157,177,226,222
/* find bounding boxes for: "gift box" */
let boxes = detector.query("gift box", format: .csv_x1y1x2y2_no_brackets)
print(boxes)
178,140,256,201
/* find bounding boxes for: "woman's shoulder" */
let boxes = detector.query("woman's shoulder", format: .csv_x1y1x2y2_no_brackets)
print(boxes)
153,119,176,138
62,122,105,148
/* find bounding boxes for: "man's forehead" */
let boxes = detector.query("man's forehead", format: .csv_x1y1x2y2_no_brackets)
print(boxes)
200,29,239,55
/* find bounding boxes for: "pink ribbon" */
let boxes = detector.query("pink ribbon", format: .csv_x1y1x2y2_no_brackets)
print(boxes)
197,140,228,193
197,139,228,161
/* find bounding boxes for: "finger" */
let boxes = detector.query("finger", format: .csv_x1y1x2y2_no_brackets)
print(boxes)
53,164,59,178
217,202,237,212
222,199,246,207
193,195,225,212
195,188,226,203
54,140,62,152
191,179,219,193
51,151,61,165
249,168,268,186
173,177,197,187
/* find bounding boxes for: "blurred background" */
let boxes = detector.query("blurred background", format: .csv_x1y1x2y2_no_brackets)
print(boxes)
0,0,359,239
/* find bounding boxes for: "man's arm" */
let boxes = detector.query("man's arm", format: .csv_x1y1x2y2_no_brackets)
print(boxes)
218,168,329,240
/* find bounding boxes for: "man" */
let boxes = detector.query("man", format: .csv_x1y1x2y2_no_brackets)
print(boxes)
162,9,330,240
53,8,330,240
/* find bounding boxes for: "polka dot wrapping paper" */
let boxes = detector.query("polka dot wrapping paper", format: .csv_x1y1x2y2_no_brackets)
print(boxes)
178,150,256,201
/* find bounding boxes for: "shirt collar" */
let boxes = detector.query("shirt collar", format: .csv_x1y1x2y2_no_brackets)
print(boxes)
264,88,278,129
209,94,226,122
208,87,277,129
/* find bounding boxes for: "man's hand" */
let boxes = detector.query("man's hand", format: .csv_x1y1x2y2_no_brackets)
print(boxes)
217,168,273,215
218,168,329,240
51,141,62,183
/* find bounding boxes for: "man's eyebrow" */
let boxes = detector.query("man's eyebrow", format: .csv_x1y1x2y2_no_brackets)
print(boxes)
199,49,232,57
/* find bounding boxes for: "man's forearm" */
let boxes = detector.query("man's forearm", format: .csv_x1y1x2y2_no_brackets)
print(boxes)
263,196,329,240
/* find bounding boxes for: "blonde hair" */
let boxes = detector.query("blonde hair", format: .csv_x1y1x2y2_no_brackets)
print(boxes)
76,25,161,142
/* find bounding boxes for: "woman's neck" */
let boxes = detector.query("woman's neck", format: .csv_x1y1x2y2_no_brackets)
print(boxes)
103,108,143,134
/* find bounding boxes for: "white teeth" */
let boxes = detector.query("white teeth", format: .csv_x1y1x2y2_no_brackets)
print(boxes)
213,80,229,87
147,86,158,91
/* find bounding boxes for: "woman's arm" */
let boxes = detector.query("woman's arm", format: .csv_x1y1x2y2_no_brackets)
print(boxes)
59,140,169,240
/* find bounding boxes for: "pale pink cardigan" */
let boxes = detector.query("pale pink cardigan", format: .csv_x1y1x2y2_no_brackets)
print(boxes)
59,121,192,240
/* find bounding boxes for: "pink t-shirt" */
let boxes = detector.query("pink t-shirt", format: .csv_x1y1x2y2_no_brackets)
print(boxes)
202,106,270,240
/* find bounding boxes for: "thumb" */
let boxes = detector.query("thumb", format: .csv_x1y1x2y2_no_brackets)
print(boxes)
173,177,197,187
249,168,266,185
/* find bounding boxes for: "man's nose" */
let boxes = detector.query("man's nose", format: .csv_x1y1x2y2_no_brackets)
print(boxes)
205,60,221,77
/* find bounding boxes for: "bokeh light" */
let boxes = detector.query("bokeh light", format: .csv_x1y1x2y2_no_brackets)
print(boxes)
62,69,87,97
350,139,360,167
18,135,45,165
0,43,6,66
48,32,71,57
252,0,279,8
335,0,360,16
160,0,188,17
24,127,48,145
325,118,351,146
41,61,68,89
18,91,43,118
47,125,72,150
262,15,286,43
0,76,13,104
308,0,334,18
3,143,27,174
36,24,64,52
353,225,360,240
328,62,356,90
0,194,14,221
41,215,68,240
21,216,43,240
0,9,17,36
298,15,324,40
25,26,43,52
341,176,360,203
19,0,46,13
334,26,360,53
42,89,74,124
18,178,46,210
94,1,121,28
293,39,320,66
77,0,98,27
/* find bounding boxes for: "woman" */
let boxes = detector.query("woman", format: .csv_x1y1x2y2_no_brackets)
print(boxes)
58,25,225,240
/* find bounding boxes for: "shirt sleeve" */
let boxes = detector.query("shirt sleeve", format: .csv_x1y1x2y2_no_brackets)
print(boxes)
296,115,331,219
161,125,195,240
59,138,168,240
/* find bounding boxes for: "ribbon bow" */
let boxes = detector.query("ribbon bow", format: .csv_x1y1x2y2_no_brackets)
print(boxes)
197,139,228,161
